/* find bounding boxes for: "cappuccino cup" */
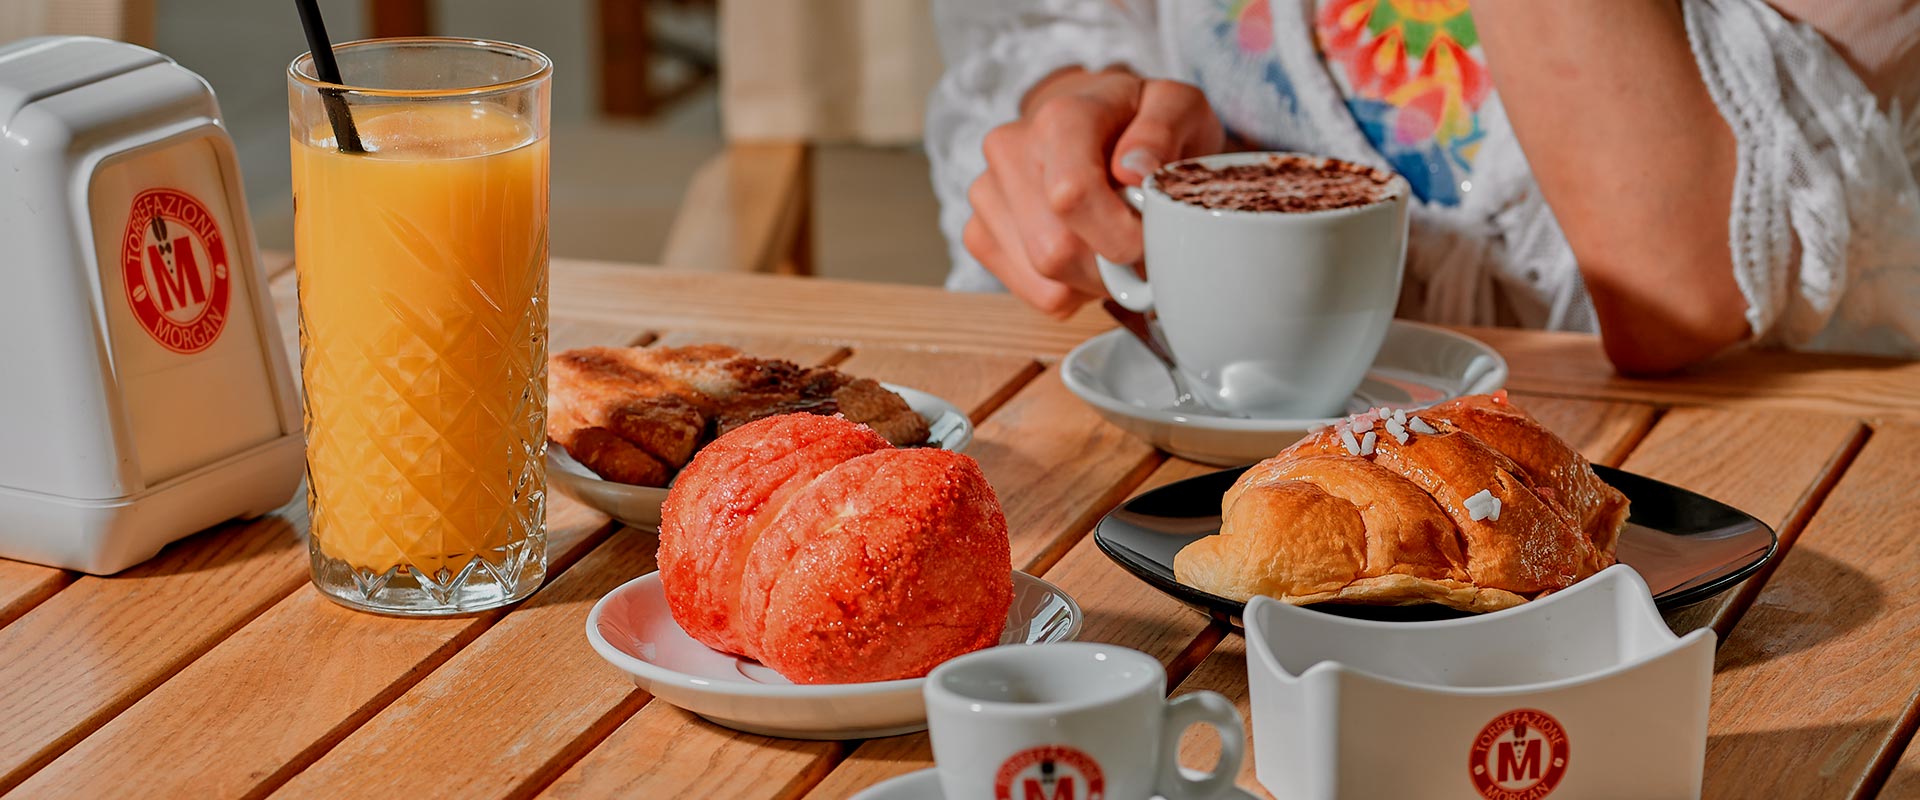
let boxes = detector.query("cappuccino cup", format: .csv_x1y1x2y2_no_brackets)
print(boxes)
1097,152,1410,418
924,643,1245,800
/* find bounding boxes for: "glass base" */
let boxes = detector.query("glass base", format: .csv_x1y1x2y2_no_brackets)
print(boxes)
309,532,547,616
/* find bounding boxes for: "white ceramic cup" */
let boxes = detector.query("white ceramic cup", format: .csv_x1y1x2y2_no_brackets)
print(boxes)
1096,152,1410,418
925,642,1245,800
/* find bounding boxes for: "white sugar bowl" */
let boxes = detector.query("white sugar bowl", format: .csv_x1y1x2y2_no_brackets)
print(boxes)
1244,565,1713,799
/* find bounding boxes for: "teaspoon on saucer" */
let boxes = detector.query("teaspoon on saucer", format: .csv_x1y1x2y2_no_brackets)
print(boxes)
1100,300,1244,419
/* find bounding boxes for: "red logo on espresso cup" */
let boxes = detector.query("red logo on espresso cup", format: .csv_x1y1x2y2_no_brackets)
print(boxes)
1469,708,1570,799
121,188,231,354
994,745,1106,800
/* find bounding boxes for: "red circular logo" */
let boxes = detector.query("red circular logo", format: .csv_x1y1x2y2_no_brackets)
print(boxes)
994,745,1106,800
121,188,231,354
1469,709,1570,800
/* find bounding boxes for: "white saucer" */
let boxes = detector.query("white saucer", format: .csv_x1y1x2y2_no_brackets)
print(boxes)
585,570,1083,740
850,767,1263,800
548,383,972,530
1061,321,1506,466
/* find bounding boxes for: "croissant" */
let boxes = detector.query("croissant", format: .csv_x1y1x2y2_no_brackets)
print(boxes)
658,413,1012,683
1174,393,1626,612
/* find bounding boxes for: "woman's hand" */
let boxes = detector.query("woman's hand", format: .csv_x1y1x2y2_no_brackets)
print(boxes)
964,67,1224,317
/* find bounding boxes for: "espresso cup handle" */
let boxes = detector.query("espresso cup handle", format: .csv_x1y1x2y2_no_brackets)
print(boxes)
1096,186,1153,312
1155,690,1246,800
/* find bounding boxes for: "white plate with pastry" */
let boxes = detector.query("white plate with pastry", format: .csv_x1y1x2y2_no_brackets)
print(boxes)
1061,320,1506,466
1093,393,1776,623
587,570,1082,740
544,343,971,529
587,411,1076,739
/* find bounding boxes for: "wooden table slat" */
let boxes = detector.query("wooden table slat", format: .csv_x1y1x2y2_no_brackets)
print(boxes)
1508,393,1659,468
0,507,309,793
976,371,1164,573
538,704,844,800
547,261,1115,359
1620,409,1867,638
9,499,613,800
833,347,1044,423
1471,327,1920,423
269,524,657,800
1697,423,1920,799
0,561,72,631
1877,713,1920,798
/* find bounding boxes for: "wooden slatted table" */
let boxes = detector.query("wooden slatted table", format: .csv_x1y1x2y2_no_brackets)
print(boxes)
4,257,1920,799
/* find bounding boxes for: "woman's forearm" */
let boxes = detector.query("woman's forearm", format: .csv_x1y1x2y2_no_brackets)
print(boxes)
1472,0,1750,374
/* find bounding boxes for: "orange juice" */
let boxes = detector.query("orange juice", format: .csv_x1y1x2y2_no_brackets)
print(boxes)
293,103,548,585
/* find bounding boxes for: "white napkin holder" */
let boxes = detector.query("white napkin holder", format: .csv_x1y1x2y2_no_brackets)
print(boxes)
1245,565,1713,800
0,37,303,573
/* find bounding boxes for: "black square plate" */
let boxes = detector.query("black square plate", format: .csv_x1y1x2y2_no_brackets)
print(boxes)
1093,465,1776,624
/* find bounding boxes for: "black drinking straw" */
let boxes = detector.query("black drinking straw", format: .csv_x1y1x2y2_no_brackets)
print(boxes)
294,0,365,153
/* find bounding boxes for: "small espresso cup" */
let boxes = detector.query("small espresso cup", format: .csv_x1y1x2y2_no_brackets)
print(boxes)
925,643,1245,800
1097,152,1410,418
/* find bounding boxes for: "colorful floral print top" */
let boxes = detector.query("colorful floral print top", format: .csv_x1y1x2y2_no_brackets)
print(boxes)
1316,0,1489,206
1175,0,1489,207
1173,1,1307,155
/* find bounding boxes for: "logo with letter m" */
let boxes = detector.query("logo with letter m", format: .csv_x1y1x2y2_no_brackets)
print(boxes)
146,227,209,315
1497,737,1542,783
1469,709,1570,799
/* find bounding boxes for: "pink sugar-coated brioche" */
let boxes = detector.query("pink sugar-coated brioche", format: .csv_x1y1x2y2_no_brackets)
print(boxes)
658,414,890,658
749,447,1011,683
657,413,1013,684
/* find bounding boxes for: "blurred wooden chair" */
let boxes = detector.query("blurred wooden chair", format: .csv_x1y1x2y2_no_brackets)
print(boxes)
0,0,153,44
659,0,939,275
662,141,814,275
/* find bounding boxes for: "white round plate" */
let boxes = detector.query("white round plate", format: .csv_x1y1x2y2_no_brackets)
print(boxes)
548,383,972,530
850,767,1263,800
1061,321,1506,466
586,570,1083,740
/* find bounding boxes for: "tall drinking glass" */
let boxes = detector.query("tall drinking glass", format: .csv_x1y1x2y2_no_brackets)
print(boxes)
289,39,550,615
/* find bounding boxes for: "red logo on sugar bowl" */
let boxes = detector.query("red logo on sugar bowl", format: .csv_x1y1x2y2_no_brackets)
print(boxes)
121,188,231,354
994,745,1106,800
1469,709,1570,799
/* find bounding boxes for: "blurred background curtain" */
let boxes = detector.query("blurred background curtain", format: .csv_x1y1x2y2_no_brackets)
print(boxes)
718,0,940,144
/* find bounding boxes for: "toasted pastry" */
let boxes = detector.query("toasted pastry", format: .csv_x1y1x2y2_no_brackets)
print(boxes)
546,344,932,486
1174,395,1624,612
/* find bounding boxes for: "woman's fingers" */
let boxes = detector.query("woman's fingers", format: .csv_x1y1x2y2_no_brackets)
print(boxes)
983,122,1108,297
963,171,1098,318
1111,79,1227,182
1031,93,1148,266
961,70,1221,318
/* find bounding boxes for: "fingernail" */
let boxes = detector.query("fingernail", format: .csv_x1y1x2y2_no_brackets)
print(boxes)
1119,149,1161,178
